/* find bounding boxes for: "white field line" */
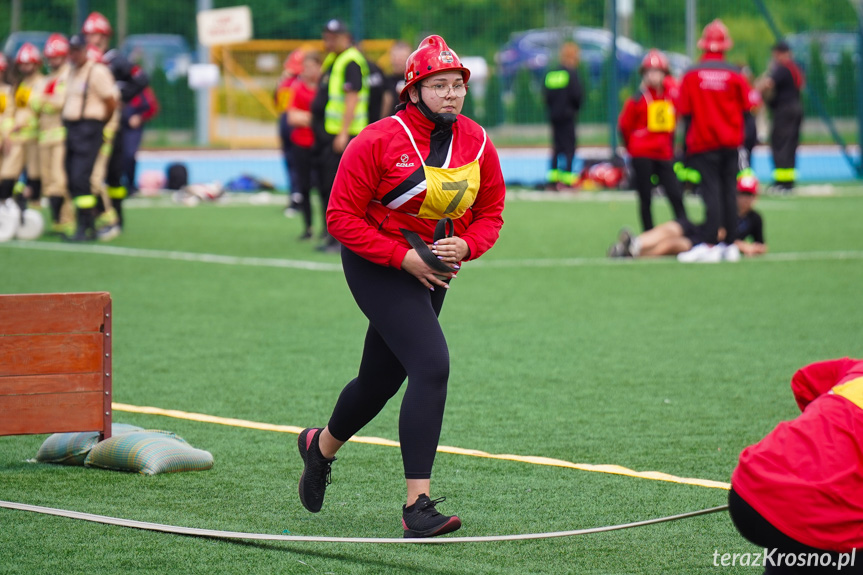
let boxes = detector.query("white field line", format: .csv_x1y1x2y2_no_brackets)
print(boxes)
3,241,863,270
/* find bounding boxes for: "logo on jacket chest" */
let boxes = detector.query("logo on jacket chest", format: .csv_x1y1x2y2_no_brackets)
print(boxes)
395,153,415,168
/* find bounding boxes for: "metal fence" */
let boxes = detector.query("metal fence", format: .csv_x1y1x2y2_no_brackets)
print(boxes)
2,0,860,182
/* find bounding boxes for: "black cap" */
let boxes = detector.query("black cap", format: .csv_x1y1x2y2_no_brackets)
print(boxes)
323,19,350,35
69,34,87,49
772,40,790,52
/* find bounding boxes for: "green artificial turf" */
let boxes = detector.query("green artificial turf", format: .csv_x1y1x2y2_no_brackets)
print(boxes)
1,187,861,574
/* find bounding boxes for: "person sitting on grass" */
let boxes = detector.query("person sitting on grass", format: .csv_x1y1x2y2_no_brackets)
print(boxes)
729,357,863,574
608,171,766,261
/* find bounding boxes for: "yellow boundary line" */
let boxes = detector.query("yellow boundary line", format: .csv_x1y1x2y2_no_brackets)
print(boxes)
112,403,731,491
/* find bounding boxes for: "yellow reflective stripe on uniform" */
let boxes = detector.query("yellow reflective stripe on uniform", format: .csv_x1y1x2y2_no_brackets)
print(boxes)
831,377,863,410
545,69,570,90
323,46,370,136
107,186,127,200
38,126,66,143
773,167,796,183
74,194,98,209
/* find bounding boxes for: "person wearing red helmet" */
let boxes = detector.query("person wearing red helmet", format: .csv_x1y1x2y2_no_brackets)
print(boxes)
608,171,765,260
60,34,117,241
0,43,44,212
82,11,150,235
730,358,863,573
618,49,687,232
677,19,754,262
32,34,74,235
543,41,583,190
295,34,505,538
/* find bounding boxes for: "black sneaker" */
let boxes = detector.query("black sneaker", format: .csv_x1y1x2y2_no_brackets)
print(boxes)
297,428,336,513
402,494,462,538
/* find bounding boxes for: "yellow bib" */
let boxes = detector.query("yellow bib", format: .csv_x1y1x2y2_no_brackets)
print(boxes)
831,377,863,410
15,85,31,109
392,115,484,220
646,99,675,133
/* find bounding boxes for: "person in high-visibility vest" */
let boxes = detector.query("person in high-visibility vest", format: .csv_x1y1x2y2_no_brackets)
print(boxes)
311,19,369,252
543,41,583,191
0,43,44,209
33,34,74,235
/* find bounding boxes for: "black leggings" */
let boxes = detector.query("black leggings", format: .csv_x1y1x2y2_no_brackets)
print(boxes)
327,247,449,480
630,157,687,231
728,488,861,574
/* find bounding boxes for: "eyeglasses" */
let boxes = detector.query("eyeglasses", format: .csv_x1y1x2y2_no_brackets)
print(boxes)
421,82,467,98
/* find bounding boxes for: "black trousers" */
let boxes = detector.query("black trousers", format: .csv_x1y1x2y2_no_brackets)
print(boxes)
549,117,576,174
686,148,739,244
630,156,687,231
292,145,316,230
314,132,351,235
64,119,105,199
771,102,803,182
327,247,449,480
106,125,126,189
728,488,861,574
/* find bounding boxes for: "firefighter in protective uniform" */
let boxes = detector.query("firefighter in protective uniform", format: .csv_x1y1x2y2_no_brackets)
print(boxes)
543,41,583,190
82,11,149,233
85,44,123,241
61,35,117,242
0,43,44,210
32,34,74,235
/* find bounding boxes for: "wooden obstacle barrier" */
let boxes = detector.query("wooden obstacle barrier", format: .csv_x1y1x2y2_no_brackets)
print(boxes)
0,292,113,440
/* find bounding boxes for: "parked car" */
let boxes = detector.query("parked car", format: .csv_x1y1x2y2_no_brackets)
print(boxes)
495,26,690,90
120,34,194,82
3,31,52,61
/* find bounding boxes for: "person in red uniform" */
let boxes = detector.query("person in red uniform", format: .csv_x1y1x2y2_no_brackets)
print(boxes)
294,35,505,538
730,358,863,574
677,19,753,260
286,51,322,240
618,49,687,231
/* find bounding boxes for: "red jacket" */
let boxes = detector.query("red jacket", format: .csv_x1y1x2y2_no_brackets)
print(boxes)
677,53,753,155
732,358,863,552
618,85,676,161
326,104,506,269
288,80,315,149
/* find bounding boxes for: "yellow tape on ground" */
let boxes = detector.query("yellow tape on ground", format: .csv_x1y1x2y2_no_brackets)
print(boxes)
112,403,730,491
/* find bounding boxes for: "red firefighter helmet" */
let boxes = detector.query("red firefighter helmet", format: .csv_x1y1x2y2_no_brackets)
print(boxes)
15,43,42,65
697,19,733,53
44,33,70,58
737,172,759,195
400,35,471,102
284,49,305,76
639,49,670,75
86,44,104,63
82,12,112,36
